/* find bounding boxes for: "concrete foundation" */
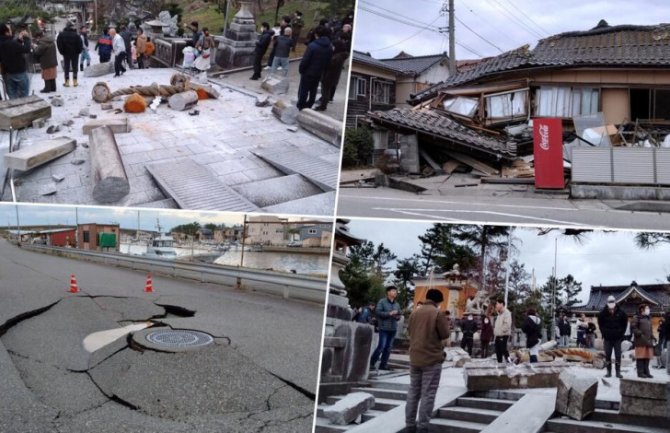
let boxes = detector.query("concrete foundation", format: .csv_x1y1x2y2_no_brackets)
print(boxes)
571,183,670,201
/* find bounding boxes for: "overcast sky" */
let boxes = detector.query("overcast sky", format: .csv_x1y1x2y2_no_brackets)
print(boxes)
353,0,670,60
346,219,670,303
0,204,245,232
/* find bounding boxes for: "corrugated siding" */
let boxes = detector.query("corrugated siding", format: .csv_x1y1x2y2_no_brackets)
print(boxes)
572,148,612,183
612,148,655,184
655,149,670,185
573,147,670,185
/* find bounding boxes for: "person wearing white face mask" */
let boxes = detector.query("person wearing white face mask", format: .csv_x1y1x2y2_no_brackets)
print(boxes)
632,303,655,378
597,295,628,378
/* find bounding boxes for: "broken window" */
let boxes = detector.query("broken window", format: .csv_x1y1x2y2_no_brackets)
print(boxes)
348,76,367,100
372,81,393,104
629,88,670,121
485,89,528,120
443,96,478,118
535,86,599,117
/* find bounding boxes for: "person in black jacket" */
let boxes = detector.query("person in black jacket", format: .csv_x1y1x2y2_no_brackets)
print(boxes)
269,28,293,77
522,308,542,363
459,314,478,356
0,24,32,98
314,38,348,111
56,23,83,87
597,295,628,378
297,26,332,110
250,22,273,80
120,26,132,69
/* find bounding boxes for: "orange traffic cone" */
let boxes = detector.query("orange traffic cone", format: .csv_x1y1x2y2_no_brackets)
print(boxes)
144,273,153,293
69,274,79,293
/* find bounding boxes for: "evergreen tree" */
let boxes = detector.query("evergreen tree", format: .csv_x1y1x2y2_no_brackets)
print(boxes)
561,274,583,309
393,256,420,309
454,225,513,291
417,224,476,275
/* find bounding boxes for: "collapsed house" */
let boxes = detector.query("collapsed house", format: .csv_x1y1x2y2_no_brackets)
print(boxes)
363,20,670,199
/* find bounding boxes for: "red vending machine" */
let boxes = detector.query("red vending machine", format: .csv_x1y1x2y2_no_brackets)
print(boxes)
533,118,565,189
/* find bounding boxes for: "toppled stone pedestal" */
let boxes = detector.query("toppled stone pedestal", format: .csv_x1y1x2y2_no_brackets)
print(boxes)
445,347,471,367
272,99,299,125
84,62,114,78
464,362,570,391
296,109,343,147
619,378,670,419
261,76,290,95
555,369,598,420
323,392,375,425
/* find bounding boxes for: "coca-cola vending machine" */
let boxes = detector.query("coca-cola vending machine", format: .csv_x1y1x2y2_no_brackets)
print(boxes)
533,118,564,189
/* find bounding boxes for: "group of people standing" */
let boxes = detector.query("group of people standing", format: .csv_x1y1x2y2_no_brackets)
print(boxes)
250,10,354,112
181,22,215,72
96,26,155,77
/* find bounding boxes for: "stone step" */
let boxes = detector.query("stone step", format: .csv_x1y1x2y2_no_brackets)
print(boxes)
313,417,350,433
438,406,502,424
361,409,385,422
261,191,336,216
456,397,515,412
350,387,407,401
145,158,259,211
368,381,410,392
325,395,402,412
546,418,669,433
586,409,668,427
232,173,322,208
131,198,178,208
253,148,338,191
429,418,487,433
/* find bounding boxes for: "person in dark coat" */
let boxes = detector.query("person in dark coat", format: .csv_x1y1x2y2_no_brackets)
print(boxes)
296,26,332,110
459,314,478,356
269,27,293,77
597,295,628,378
266,16,291,69
120,26,132,69
657,311,670,369
479,316,493,358
632,303,655,378
33,31,58,93
95,28,113,63
0,24,32,98
250,22,273,80
56,22,83,87
314,38,348,111
522,308,542,363
369,286,402,370
557,312,571,347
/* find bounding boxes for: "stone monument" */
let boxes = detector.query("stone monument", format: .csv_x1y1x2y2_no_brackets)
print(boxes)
215,1,257,69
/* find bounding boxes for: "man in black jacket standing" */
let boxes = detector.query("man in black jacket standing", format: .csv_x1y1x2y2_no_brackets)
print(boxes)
56,22,83,87
297,26,332,110
250,22,273,80
0,24,32,98
597,295,628,378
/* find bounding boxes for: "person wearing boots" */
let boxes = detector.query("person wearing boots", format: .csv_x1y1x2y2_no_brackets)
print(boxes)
522,308,542,363
632,303,655,378
56,22,83,87
32,31,58,93
597,295,628,378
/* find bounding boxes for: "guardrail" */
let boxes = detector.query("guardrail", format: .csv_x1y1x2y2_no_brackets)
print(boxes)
22,244,327,304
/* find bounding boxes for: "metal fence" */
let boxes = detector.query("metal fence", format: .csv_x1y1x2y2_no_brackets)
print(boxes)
572,147,670,185
22,244,327,304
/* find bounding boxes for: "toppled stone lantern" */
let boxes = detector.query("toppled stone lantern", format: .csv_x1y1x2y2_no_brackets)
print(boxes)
215,1,257,69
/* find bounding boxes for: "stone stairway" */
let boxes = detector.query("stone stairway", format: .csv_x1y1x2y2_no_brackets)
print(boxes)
543,408,669,433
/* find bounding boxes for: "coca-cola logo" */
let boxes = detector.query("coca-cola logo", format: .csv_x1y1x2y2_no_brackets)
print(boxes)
539,124,550,151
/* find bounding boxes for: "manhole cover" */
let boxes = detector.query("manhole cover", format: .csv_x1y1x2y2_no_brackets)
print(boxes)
145,329,214,349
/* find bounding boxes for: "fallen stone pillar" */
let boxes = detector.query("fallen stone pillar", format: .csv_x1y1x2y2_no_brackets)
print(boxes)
261,76,289,95
0,95,52,130
619,378,670,419
83,118,131,135
3,137,76,171
555,369,598,420
322,392,375,425
464,362,569,391
89,126,130,203
168,90,199,111
83,62,114,78
272,99,299,125
296,109,343,147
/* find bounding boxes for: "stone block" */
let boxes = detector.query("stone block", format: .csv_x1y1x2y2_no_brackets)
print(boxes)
555,369,598,420
464,363,568,391
620,395,667,418
322,392,375,425
0,95,52,129
82,118,131,134
620,378,668,400
261,76,290,95
296,109,343,147
272,99,299,125
4,137,76,171
83,62,114,78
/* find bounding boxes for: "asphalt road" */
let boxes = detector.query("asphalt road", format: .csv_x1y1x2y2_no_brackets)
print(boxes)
0,238,324,432
337,188,670,231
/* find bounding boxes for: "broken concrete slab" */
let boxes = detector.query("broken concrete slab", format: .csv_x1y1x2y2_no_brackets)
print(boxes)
51,174,65,183
481,391,556,433
0,95,52,130
620,394,668,418
296,109,343,147
82,117,131,135
83,61,114,78
232,174,322,208
46,125,61,134
262,191,336,216
322,392,374,425
464,363,569,391
253,148,338,191
555,369,598,420
32,117,48,129
3,137,76,171
261,76,290,95
272,99,299,125
39,183,58,196
619,377,670,419
51,97,64,107
620,377,668,400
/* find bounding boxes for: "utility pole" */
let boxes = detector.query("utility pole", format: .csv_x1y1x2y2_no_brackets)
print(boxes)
440,0,456,75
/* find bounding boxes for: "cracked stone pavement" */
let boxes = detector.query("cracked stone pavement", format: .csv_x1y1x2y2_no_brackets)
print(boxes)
0,238,323,432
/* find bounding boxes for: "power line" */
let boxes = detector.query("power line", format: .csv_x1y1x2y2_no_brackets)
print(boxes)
358,6,440,33
504,0,551,37
367,15,443,52
464,2,526,48
487,0,545,40
454,15,503,53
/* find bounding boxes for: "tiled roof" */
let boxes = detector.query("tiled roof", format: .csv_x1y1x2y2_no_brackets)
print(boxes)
574,283,670,315
352,50,402,74
368,108,518,159
377,53,448,75
411,22,670,104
